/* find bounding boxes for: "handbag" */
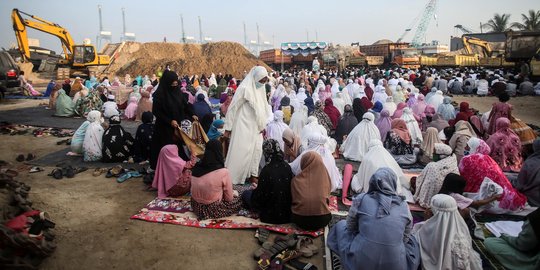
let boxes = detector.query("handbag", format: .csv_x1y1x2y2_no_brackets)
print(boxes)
173,120,208,157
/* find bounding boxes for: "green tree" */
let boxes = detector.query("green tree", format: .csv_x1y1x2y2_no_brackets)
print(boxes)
511,9,540,31
483,13,513,32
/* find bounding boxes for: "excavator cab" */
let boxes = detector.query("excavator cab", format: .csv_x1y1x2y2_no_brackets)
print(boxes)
72,45,96,66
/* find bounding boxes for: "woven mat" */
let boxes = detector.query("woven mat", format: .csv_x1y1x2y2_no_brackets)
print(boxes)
131,195,342,237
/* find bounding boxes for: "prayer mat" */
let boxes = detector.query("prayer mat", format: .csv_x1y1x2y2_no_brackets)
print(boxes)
131,195,341,237
473,223,508,270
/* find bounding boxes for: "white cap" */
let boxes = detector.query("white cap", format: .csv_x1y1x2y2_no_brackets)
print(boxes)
108,94,115,100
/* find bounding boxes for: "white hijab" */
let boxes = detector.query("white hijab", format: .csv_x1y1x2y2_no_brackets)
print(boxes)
300,116,327,149
290,132,342,192
426,90,444,111
351,139,407,195
289,105,308,136
383,96,398,116
266,110,289,150
401,108,423,144
82,110,104,161
340,112,381,162
332,92,346,115
296,87,308,103
225,66,269,131
331,79,340,97
414,194,482,270
372,80,388,105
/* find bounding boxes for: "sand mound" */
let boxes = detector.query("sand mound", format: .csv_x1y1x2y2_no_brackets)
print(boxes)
106,41,270,78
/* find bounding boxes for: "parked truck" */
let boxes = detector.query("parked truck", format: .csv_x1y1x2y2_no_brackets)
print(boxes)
504,31,540,77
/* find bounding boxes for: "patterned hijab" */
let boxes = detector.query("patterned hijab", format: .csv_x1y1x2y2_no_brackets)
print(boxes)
263,139,284,163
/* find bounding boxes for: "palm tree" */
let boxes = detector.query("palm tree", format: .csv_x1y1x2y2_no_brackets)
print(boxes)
483,13,513,32
511,10,540,31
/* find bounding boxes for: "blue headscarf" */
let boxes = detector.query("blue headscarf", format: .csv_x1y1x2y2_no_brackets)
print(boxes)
368,167,404,218
193,93,212,119
207,119,224,140
304,96,315,115
44,80,55,97
372,101,383,113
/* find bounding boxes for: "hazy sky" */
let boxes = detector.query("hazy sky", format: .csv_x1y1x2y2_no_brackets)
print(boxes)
1,0,538,53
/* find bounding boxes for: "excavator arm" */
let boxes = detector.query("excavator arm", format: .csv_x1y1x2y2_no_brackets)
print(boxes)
462,36,493,57
11,9,75,62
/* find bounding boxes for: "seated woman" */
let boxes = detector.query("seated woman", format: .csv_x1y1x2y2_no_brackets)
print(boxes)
102,115,134,163
136,86,153,121
75,88,103,117
206,119,224,140
413,194,482,270
439,173,502,219
459,137,527,211
291,151,332,230
384,119,416,165
484,208,540,270
265,110,289,150
418,127,442,165
192,93,213,120
449,120,477,163
515,139,540,206
340,112,380,162
82,110,104,162
401,107,423,145
282,128,302,162
152,144,196,198
54,89,75,117
133,112,155,163
351,140,408,195
69,110,101,156
328,168,420,270
334,104,358,145
290,132,342,192
437,96,456,121
486,117,523,172
123,96,139,120
413,143,459,208
190,140,243,220
243,139,293,224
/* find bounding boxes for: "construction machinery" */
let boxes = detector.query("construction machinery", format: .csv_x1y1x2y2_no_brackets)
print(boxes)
11,8,110,78
504,31,540,77
392,48,420,69
462,36,512,67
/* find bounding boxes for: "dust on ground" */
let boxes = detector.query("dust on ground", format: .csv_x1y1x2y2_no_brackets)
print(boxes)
0,134,325,270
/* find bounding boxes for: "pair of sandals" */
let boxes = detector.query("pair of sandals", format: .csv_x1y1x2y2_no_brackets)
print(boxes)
254,230,318,270
48,166,87,180
16,153,36,163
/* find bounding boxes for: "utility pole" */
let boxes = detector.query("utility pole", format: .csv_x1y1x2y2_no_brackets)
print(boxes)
479,22,483,33
306,29,309,41
198,16,203,44
97,5,103,48
181,14,186,43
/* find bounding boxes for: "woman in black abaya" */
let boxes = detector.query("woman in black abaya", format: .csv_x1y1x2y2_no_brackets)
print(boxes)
150,70,196,169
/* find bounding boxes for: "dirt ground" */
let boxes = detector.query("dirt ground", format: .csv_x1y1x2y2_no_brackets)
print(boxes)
0,134,325,270
452,95,540,126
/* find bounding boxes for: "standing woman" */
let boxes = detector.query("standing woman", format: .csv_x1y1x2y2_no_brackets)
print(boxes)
223,66,270,184
150,70,196,169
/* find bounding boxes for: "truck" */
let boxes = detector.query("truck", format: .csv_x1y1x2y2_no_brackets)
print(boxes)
461,36,513,68
11,9,110,78
504,31,540,76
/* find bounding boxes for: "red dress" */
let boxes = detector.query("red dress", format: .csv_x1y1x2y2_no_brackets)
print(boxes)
459,140,527,210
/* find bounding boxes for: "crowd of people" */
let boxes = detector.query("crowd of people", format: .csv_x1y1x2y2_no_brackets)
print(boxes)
43,64,540,269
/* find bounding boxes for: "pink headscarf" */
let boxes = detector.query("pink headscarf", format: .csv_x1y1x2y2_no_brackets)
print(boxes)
412,94,427,117
392,102,408,119
486,118,523,172
376,109,393,141
152,145,187,198
424,105,436,118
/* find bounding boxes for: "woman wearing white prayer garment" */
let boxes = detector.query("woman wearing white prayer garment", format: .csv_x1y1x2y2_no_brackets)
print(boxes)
289,132,342,192
351,139,411,199
426,90,444,111
413,194,482,270
340,112,380,162
224,66,270,184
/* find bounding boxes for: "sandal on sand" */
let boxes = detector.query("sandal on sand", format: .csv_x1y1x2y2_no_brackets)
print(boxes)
92,168,107,177
16,154,25,162
272,249,301,270
26,153,36,161
297,237,318,255
255,228,270,244
29,167,44,173
62,166,75,178
254,241,273,259
49,169,63,180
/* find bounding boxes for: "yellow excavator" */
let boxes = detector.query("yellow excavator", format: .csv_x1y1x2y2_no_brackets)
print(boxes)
461,36,512,68
11,8,110,78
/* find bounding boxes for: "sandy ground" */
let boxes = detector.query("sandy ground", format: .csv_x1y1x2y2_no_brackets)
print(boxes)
452,95,540,126
0,134,325,270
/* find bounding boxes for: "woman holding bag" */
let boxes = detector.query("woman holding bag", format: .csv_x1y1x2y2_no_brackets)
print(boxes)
150,70,197,170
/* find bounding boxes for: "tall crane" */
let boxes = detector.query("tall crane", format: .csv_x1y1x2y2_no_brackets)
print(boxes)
411,0,438,47
121,7,135,41
97,5,112,50
180,14,186,43
454,24,475,35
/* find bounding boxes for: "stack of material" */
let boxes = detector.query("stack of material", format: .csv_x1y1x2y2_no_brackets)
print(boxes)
0,171,56,269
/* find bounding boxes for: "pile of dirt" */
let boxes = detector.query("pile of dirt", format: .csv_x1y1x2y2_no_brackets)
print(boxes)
106,41,270,78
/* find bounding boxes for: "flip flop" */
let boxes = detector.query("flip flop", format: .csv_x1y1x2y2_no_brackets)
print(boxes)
255,228,270,244
16,154,25,162
285,259,318,270
49,169,63,179
29,167,44,173
26,153,36,161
